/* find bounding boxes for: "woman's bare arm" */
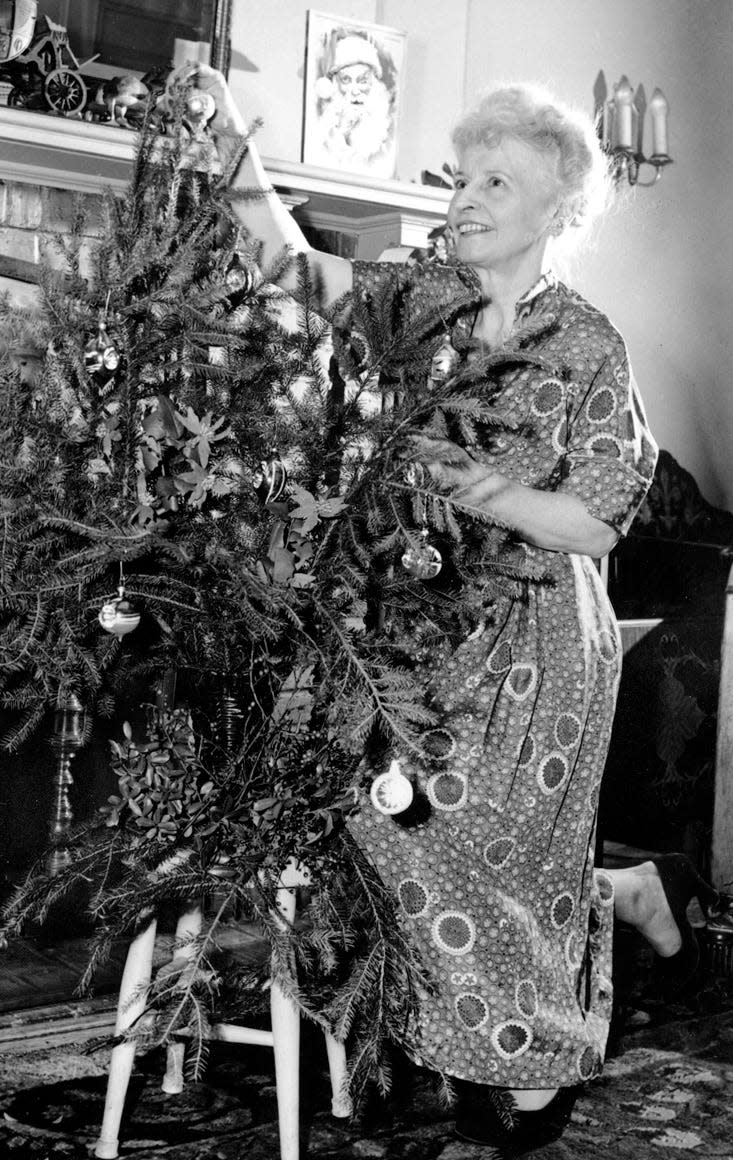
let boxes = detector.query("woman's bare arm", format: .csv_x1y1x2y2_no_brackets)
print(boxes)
177,64,353,304
411,436,618,558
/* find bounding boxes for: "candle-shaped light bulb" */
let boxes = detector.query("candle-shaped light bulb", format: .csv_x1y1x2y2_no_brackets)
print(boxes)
614,76,634,149
604,97,615,151
649,87,669,157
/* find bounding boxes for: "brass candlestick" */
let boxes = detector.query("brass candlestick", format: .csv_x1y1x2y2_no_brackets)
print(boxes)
47,693,86,876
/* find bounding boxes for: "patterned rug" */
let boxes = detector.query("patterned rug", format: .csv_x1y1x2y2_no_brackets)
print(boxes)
1,1003,732,1160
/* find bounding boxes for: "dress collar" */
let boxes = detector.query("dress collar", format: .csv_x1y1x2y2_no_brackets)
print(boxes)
515,270,557,315
449,267,564,363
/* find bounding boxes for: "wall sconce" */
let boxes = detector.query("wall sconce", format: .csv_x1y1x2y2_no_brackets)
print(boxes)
594,71,673,186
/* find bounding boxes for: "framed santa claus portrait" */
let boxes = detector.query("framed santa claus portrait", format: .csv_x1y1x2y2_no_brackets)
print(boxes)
302,10,406,179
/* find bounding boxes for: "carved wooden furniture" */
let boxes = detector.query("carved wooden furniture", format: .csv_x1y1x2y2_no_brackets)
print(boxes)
602,451,733,872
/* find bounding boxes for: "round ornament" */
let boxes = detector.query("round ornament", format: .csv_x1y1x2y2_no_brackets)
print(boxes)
370,759,414,816
253,451,288,504
98,586,141,638
403,461,426,488
85,320,120,376
225,254,252,295
402,531,442,580
429,339,458,387
185,88,216,127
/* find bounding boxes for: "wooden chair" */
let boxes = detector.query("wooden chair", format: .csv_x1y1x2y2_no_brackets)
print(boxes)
94,859,352,1160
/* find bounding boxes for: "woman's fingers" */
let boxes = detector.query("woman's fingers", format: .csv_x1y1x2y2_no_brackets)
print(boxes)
424,462,465,487
407,435,472,466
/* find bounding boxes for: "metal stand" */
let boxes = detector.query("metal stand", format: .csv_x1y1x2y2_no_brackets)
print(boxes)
47,693,86,876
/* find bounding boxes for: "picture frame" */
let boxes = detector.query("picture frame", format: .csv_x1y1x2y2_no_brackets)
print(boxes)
302,9,406,179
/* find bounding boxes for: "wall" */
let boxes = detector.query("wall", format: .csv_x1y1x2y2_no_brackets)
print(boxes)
231,0,733,511
231,0,470,180
462,0,733,510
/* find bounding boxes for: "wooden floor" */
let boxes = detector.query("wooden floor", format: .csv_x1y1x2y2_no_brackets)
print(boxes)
0,840,656,1015
0,843,683,1054
0,919,268,1052
0,935,125,1015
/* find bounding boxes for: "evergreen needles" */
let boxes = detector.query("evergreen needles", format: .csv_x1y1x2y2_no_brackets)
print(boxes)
0,100,546,1100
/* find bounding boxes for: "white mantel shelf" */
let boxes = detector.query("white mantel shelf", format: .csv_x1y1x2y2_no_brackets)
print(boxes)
0,107,451,233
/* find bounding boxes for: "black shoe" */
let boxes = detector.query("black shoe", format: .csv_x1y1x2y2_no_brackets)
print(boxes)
454,1081,517,1147
652,854,733,990
455,1084,578,1154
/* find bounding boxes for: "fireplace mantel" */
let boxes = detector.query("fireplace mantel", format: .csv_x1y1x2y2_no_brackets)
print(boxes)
0,107,451,258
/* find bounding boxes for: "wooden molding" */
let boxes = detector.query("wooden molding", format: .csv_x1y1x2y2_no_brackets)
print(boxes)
0,106,451,226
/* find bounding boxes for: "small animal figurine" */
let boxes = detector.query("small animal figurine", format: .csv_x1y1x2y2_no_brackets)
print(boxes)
102,74,149,127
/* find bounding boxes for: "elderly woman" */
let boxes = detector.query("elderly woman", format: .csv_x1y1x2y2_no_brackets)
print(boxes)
184,65,730,1154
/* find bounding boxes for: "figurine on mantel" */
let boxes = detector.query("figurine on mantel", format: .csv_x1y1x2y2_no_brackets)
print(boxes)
0,0,37,64
98,74,150,128
1,12,91,116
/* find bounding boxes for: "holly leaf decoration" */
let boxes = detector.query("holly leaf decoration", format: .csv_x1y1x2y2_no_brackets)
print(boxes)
180,408,232,468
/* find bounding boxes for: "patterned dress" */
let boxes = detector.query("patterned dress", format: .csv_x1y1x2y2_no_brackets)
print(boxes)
347,261,658,1089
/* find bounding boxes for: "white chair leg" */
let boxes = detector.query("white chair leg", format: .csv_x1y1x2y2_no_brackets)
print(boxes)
271,873,301,1160
94,861,349,1160
325,1033,353,1118
94,915,158,1160
161,902,203,1095
161,1040,186,1096
271,976,301,1160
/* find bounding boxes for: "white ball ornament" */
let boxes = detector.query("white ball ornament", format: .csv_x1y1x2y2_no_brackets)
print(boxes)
98,586,141,638
370,759,414,816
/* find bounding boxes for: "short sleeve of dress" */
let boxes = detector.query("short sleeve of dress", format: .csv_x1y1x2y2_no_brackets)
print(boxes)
351,259,478,334
557,331,658,536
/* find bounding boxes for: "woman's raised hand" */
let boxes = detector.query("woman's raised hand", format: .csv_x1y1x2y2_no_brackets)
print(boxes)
167,61,248,141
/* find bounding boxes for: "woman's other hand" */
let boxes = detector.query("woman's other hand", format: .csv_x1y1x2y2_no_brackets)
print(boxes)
407,435,494,497
406,434,617,556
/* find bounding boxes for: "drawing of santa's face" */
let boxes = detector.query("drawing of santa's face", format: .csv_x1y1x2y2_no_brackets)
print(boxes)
312,33,397,177
334,63,375,105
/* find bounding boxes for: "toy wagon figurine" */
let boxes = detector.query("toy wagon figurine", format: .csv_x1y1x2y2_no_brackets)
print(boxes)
0,0,37,63
1,10,94,116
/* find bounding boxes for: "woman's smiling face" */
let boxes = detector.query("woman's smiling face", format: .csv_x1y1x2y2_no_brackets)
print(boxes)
447,137,559,274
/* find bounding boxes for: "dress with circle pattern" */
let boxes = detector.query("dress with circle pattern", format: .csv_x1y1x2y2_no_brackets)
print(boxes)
347,260,658,1089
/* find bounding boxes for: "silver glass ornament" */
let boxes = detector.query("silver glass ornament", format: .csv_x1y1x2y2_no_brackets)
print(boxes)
85,319,120,375
185,88,216,127
403,461,426,488
98,585,141,637
402,530,442,580
429,338,458,387
225,253,252,294
253,451,288,503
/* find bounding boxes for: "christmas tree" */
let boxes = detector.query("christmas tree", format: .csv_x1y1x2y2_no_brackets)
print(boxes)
0,86,542,1094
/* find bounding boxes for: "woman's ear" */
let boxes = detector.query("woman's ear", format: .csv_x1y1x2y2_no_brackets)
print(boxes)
547,202,568,237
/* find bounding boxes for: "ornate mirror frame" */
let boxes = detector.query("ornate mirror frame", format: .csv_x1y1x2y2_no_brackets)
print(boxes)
210,0,232,75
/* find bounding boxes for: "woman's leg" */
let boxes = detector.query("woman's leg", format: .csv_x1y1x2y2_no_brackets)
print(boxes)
605,861,683,955
496,861,707,1123
506,862,687,1114
510,1088,558,1109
